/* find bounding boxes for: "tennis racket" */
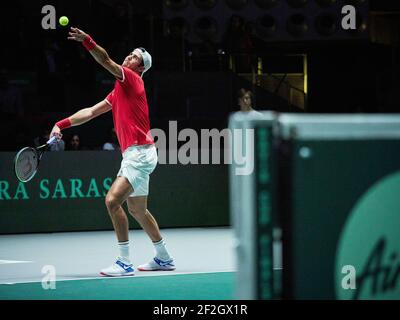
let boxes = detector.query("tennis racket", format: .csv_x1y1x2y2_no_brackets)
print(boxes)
14,136,58,183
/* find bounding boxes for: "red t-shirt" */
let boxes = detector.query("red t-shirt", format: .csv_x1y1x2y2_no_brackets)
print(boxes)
105,66,154,153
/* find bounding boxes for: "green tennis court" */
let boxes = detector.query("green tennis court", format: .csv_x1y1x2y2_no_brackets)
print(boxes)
0,272,234,300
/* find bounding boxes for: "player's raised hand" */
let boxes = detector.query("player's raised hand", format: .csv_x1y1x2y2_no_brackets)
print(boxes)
68,27,88,42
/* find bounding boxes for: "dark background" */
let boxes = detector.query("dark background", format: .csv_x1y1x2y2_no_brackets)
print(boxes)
0,0,399,151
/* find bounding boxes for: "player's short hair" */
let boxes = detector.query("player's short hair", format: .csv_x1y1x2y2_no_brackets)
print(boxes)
237,88,253,100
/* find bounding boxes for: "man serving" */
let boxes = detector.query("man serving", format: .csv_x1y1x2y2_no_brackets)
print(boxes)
51,27,175,276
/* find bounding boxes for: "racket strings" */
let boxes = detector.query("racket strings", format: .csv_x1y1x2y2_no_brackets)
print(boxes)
15,148,39,182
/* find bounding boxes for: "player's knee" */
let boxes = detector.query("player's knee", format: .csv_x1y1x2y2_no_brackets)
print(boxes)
105,194,119,212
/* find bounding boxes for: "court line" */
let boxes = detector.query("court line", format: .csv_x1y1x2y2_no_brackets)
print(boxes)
0,260,34,265
1,268,283,285
0,269,238,285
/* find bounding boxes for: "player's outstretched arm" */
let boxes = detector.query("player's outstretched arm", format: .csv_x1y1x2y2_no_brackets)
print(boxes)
68,27,123,79
50,100,112,139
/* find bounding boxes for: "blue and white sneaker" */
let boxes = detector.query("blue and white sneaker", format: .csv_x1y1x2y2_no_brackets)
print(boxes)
100,258,135,277
137,257,176,271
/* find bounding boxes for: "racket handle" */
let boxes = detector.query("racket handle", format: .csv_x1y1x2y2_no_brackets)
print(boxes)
47,136,58,145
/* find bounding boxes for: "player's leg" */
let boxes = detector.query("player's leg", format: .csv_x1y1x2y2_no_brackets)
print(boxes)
127,196,175,271
105,176,132,242
100,177,135,277
127,196,162,242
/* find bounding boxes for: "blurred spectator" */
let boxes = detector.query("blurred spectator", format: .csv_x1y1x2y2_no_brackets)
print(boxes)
237,88,262,116
0,68,24,119
223,15,254,73
34,128,65,151
66,133,84,151
103,128,120,151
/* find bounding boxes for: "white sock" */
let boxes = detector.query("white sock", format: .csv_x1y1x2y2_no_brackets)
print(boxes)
118,241,131,263
153,239,171,261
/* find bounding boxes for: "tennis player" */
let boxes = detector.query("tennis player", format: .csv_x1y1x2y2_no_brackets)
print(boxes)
50,27,175,276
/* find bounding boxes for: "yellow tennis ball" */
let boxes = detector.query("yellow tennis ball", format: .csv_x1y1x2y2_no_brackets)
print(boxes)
59,16,69,27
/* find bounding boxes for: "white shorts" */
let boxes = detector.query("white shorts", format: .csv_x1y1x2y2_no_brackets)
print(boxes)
117,144,158,197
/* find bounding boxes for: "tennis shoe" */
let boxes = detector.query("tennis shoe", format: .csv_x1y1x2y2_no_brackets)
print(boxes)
100,258,135,277
137,257,176,271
